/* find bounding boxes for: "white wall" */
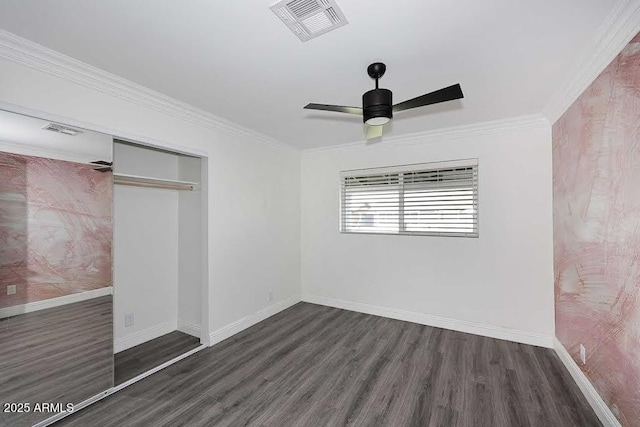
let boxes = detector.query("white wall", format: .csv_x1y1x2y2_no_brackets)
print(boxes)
209,133,300,330
301,121,555,341
177,155,203,334
114,141,179,179
113,185,179,350
114,144,207,347
0,57,301,343
113,143,180,351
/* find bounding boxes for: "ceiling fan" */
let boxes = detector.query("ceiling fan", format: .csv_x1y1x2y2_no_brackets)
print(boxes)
304,62,464,140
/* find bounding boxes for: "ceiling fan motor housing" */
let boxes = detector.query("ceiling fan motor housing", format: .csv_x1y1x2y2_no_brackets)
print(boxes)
363,88,393,124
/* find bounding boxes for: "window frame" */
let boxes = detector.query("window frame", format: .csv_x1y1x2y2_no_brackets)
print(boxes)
339,159,479,238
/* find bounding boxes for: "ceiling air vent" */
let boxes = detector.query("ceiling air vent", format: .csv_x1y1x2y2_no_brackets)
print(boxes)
43,123,83,136
271,0,348,42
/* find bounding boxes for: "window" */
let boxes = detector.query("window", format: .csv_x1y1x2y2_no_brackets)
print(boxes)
340,160,478,237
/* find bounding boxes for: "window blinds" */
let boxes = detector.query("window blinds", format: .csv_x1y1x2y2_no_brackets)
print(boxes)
340,160,478,237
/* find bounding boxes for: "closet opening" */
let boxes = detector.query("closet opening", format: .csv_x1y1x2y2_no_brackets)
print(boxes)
112,139,206,385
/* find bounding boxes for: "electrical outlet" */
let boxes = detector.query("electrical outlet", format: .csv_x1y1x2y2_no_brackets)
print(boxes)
268,290,273,302
579,344,586,364
6,284,16,295
125,313,134,328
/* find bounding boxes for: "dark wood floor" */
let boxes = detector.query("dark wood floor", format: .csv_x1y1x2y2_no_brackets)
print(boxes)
0,296,113,427
58,302,600,427
115,330,201,385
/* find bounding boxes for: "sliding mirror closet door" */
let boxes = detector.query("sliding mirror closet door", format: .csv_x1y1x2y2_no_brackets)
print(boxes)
0,109,114,426
112,141,202,385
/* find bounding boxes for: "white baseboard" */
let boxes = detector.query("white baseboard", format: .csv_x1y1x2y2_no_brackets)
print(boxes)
553,338,621,427
0,287,113,319
114,320,177,353
302,293,554,348
177,319,201,338
209,295,300,346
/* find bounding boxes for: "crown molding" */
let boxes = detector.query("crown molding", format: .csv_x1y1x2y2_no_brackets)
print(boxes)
0,29,297,153
542,0,640,124
302,113,550,154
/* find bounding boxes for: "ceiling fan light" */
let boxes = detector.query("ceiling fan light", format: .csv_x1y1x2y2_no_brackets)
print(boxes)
363,88,393,126
365,117,390,126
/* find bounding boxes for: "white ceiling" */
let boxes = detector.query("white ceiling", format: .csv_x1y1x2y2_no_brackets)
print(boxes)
0,0,618,149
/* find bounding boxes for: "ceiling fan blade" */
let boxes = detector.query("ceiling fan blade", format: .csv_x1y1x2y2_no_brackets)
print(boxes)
392,84,463,113
304,103,363,115
366,125,384,140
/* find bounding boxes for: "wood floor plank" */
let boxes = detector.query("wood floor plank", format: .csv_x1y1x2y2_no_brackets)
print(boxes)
57,302,602,427
0,296,113,427
114,330,201,385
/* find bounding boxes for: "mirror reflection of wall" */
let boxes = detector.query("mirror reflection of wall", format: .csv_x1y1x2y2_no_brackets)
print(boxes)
0,109,205,426
0,111,204,426
0,110,114,426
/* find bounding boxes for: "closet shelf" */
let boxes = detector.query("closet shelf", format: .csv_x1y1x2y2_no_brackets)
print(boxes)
113,173,198,191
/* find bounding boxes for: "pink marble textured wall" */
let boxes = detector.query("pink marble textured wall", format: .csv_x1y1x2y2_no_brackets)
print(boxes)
0,152,112,309
553,33,640,425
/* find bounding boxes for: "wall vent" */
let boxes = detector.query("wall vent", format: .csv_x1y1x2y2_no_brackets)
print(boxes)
43,123,83,136
271,0,348,42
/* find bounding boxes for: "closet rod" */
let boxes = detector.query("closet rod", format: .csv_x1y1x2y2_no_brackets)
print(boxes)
114,179,193,191
113,174,196,191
